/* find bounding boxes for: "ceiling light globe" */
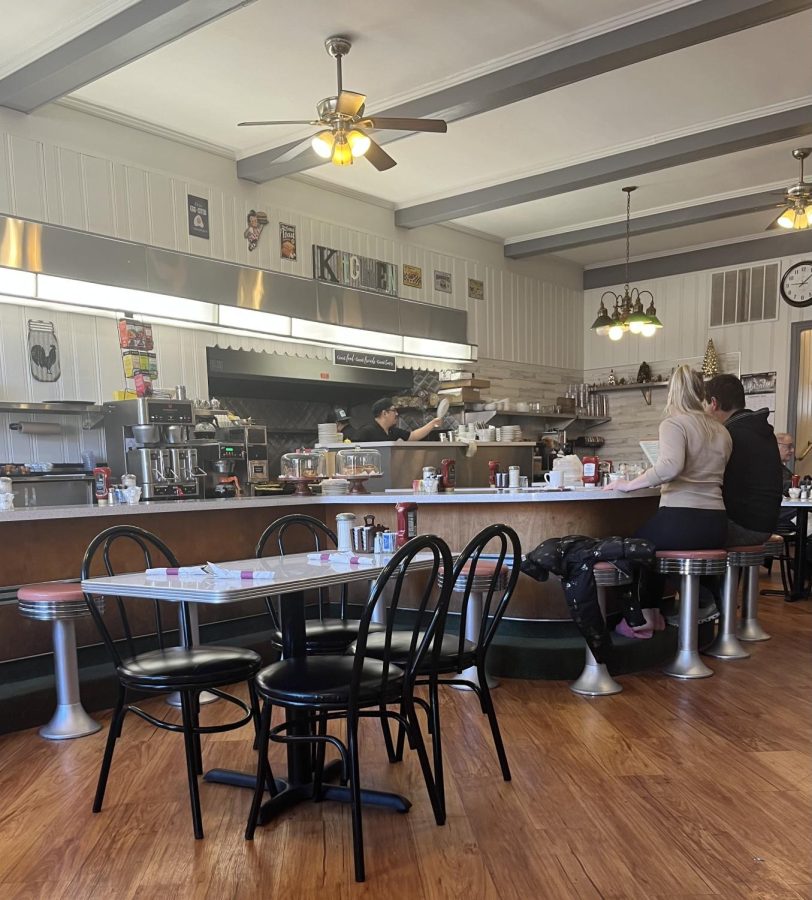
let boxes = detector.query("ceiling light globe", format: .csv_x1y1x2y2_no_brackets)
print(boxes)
596,324,610,337
628,320,645,335
608,324,625,341
795,211,809,230
311,131,334,159
331,135,353,166
640,322,657,337
777,207,796,229
347,130,371,157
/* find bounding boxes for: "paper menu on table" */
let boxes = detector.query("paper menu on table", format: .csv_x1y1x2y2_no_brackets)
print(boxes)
639,441,660,467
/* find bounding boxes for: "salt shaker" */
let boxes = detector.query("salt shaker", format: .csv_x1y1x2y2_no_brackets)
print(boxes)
335,512,356,551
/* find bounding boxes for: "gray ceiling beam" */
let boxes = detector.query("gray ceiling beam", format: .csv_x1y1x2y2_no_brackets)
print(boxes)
237,0,812,183
396,105,812,229
0,0,258,113
504,191,782,258
584,230,812,289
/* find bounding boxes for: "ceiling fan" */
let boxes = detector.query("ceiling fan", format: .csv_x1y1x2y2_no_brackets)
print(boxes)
237,36,447,171
766,147,812,230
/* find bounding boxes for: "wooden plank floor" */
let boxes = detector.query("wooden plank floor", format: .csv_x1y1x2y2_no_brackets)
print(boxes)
1,573,810,899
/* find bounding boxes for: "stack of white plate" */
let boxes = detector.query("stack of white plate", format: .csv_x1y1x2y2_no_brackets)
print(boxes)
498,425,522,442
317,423,341,444
320,478,350,495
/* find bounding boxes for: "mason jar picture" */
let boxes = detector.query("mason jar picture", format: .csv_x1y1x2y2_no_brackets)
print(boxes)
28,320,61,383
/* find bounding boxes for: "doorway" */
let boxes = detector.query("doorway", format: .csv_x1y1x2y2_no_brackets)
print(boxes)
788,321,812,479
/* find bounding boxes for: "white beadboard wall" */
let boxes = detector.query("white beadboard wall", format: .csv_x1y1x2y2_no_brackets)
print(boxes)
0,105,583,371
583,251,812,432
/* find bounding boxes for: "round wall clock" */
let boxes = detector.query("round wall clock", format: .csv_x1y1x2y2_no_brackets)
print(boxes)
780,260,812,308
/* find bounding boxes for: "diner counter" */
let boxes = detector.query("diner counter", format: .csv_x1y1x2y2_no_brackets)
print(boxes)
0,486,661,524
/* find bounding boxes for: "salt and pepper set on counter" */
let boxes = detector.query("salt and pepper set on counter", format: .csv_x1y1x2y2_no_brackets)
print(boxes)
335,503,418,554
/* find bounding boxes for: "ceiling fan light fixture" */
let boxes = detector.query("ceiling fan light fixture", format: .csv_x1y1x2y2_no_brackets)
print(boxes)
590,299,613,336
311,130,335,159
331,134,353,166
347,129,371,157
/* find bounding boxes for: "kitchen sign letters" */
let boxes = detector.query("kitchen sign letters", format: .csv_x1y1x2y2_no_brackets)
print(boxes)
313,245,398,297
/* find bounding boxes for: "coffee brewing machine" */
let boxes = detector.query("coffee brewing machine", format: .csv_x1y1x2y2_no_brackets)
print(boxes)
103,399,203,500
195,423,270,497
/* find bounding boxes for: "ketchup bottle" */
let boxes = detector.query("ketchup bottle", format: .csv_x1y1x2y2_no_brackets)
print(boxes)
395,502,418,548
93,465,112,502
582,455,600,486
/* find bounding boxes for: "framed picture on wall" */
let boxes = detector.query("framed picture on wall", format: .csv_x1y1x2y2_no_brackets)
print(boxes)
280,223,297,260
434,270,452,293
468,278,484,301
402,264,423,289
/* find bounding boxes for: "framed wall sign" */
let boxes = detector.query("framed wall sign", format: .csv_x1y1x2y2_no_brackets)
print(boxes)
434,270,452,294
402,264,423,289
334,349,397,371
467,278,484,300
313,245,398,296
280,223,297,260
187,195,209,239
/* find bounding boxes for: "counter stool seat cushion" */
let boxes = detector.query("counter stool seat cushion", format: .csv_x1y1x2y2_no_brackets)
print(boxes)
656,550,727,560
256,656,404,707
766,534,784,544
18,582,84,603
118,645,262,689
727,544,769,554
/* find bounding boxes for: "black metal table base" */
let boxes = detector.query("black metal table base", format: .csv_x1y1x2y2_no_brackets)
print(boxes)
203,761,411,825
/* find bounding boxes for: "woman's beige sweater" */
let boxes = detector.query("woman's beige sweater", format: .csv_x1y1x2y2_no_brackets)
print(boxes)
643,411,732,509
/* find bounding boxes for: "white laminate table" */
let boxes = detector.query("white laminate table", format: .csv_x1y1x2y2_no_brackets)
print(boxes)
82,550,439,824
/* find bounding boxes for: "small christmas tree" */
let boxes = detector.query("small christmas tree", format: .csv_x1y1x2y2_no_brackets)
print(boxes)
701,339,720,378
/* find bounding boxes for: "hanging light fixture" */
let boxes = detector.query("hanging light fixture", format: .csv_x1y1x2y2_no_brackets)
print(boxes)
591,186,662,340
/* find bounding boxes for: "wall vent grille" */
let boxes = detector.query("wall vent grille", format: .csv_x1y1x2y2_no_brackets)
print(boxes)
710,263,778,327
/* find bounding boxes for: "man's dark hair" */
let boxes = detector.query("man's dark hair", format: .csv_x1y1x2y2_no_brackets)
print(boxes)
372,397,394,418
705,374,745,412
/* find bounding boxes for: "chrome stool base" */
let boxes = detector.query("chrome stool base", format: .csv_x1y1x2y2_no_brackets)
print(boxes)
704,555,751,661
570,662,622,696
663,650,715,680
703,633,750,660
40,702,101,740
450,664,498,691
738,620,771,642
739,565,771,642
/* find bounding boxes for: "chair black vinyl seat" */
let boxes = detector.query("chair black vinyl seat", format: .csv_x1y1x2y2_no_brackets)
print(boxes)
256,656,404,707
117,645,262,688
271,618,384,652
352,631,477,674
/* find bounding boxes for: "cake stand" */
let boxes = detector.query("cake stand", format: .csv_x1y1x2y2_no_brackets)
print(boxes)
343,473,383,494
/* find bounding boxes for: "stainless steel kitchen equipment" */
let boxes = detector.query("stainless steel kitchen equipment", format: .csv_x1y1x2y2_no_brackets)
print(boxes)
103,399,201,500
2,469,94,507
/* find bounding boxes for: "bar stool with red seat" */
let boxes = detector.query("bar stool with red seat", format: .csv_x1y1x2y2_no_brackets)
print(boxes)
570,561,629,696
704,545,764,660
17,581,103,739
655,549,727,679
735,537,776,643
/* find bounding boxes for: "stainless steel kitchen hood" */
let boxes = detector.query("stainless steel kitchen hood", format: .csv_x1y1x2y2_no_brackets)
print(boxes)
0,214,469,344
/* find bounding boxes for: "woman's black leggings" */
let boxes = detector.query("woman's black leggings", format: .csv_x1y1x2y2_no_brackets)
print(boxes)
634,507,728,608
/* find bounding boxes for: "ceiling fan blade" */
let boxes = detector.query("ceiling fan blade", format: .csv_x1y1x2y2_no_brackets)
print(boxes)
363,116,447,133
238,120,319,127
765,214,784,231
263,135,320,165
364,137,397,172
335,91,366,117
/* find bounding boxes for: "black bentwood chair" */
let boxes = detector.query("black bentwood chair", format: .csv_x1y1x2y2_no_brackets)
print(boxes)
81,525,263,839
360,523,521,817
256,514,382,654
245,534,454,883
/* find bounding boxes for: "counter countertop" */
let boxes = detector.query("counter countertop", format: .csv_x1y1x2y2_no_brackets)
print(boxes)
0,487,662,523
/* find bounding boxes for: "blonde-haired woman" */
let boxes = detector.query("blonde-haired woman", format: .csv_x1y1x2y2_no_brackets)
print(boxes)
604,365,732,636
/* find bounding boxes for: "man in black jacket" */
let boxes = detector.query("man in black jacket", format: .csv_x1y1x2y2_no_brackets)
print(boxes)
705,374,783,546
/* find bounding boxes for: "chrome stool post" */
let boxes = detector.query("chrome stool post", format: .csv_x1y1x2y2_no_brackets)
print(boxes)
739,542,773,642
17,582,103,740
570,562,626,696
656,551,726,679
705,546,764,660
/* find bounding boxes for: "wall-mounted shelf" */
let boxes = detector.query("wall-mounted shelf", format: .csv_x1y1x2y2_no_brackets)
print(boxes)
0,401,105,429
591,382,668,406
463,409,610,429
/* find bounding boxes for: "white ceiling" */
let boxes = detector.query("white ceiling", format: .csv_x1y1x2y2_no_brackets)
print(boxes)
4,0,812,268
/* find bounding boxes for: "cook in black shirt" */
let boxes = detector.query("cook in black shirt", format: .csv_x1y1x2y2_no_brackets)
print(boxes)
354,397,443,442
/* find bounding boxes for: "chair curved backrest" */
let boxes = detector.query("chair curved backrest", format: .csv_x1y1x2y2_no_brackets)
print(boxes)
350,533,454,707
256,514,348,626
448,524,522,669
81,525,182,668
